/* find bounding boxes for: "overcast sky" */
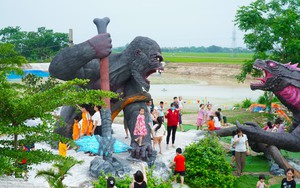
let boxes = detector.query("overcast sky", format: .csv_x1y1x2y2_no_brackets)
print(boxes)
1,0,254,48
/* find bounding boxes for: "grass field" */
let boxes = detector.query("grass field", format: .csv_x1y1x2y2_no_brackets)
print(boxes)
162,52,253,64
225,109,273,127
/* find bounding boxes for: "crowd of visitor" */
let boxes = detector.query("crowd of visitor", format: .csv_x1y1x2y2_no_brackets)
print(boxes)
52,96,296,187
196,103,227,131
263,117,286,133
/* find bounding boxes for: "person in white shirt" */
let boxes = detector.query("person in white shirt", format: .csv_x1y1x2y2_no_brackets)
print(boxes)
272,118,281,133
152,118,166,154
233,129,250,178
157,101,165,122
92,105,102,136
214,111,222,130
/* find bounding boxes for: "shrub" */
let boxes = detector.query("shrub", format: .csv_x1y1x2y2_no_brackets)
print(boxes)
184,134,235,188
257,93,279,105
241,98,253,108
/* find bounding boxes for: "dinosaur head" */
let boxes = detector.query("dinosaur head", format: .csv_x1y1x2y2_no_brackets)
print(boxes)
250,59,298,92
125,36,164,91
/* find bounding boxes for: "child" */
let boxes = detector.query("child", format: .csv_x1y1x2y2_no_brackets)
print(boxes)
256,174,269,188
130,163,147,188
58,139,70,157
170,148,186,186
263,121,273,132
230,130,236,168
217,108,225,126
272,119,280,133
19,144,29,181
207,115,215,131
106,176,117,188
214,111,221,130
134,107,148,147
196,104,206,130
281,168,296,188
153,117,166,154
72,115,80,140
205,104,214,123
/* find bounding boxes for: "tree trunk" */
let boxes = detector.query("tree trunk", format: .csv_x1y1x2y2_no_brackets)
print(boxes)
14,133,18,150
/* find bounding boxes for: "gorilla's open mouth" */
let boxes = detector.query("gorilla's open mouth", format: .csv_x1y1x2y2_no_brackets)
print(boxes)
132,52,164,92
143,53,164,84
145,67,164,83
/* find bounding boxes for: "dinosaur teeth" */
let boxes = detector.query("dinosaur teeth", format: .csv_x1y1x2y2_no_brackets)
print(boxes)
254,66,262,71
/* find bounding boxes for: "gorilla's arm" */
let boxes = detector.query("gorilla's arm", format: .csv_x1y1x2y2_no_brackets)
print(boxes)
49,33,112,81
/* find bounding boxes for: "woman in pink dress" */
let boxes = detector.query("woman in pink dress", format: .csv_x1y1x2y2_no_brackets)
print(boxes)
196,104,206,130
134,107,148,146
205,104,215,123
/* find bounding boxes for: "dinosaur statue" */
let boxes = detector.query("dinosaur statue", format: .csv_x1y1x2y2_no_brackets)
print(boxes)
215,59,300,177
241,59,300,151
49,33,164,160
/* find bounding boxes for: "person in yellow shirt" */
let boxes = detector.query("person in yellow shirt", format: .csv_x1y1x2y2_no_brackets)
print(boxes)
73,115,81,140
59,140,70,157
78,104,92,136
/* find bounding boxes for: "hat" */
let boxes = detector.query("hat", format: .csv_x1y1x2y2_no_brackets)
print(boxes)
107,176,115,187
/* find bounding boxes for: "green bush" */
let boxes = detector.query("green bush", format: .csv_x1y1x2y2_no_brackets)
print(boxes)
184,134,235,188
257,93,279,105
241,98,253,108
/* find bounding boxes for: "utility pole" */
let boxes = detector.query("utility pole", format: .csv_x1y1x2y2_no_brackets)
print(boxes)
231,26,236,57
69,29,74,47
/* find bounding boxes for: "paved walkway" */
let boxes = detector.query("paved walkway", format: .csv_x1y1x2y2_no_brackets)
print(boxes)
0,175,48,188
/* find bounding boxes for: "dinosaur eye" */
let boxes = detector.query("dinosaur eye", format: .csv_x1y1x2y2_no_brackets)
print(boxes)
267,61,277,67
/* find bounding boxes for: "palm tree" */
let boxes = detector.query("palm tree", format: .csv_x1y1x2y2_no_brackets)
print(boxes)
35,157,83,188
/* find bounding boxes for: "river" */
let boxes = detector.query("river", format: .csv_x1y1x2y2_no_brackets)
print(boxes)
149,83,264,109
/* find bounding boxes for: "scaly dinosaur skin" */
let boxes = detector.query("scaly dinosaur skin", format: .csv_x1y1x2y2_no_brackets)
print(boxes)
251,60,300,119
238,59,300,152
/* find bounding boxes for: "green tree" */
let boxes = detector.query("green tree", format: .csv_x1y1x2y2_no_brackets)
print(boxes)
0,27,26,52
235,0,300,82
184,134,235,188
0,26,68,61
35,157,83,188
0,45,118,176
0,43,27,75
207,45,223,53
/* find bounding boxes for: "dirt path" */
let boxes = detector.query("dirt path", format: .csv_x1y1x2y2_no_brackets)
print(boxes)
150,62,254,86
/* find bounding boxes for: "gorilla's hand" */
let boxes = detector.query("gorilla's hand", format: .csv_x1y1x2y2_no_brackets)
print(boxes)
88,33,112,59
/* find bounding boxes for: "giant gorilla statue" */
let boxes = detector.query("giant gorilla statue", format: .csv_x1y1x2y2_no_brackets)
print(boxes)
49,32,164,160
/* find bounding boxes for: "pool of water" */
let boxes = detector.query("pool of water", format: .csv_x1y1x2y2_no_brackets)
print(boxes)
7,70,49,79
149,84,263,106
